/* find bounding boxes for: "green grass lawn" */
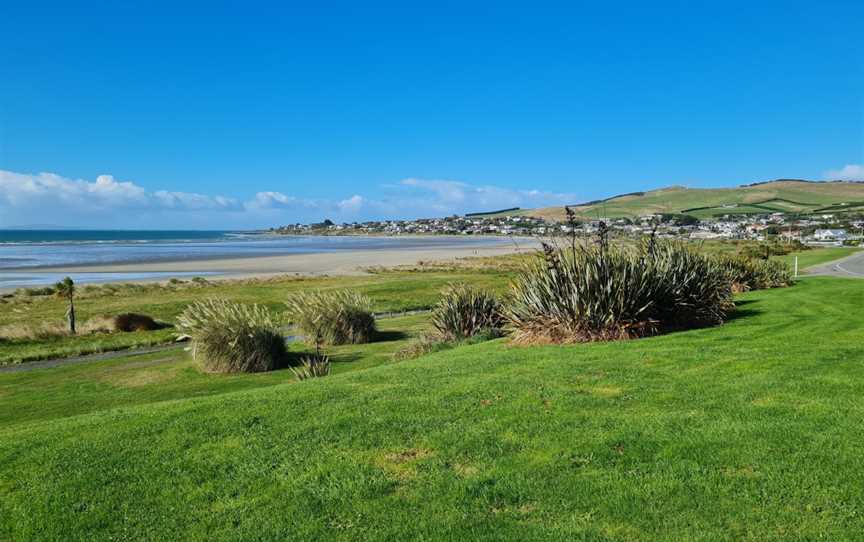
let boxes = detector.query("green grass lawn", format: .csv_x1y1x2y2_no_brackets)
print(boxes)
1,277,863,540
0,314,429,429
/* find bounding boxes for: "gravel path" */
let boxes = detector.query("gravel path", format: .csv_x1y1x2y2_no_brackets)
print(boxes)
0,344,184,373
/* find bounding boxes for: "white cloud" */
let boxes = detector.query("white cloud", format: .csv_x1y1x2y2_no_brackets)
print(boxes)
397,178,575,214
0,169,577,228
337,195,364,213
824,164,864,182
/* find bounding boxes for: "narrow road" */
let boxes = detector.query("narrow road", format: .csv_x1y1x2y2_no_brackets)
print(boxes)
0,344,184,373
806,249,864,278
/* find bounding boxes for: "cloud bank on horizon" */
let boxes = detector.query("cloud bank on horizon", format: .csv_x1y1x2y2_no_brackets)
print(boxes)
0,169,577,229
824,164,864,182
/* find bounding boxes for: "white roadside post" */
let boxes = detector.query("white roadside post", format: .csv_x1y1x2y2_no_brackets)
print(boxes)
794,256,798,278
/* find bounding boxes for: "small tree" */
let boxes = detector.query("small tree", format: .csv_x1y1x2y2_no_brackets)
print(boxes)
55,277,76,334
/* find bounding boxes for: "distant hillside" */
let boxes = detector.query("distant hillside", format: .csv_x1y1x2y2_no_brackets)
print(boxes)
465,207,521,218
523,179,864,220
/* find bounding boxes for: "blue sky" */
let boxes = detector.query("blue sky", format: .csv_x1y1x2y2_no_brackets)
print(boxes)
1,0,862,228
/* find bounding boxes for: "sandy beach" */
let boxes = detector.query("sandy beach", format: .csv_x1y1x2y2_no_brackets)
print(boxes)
3,238,538,290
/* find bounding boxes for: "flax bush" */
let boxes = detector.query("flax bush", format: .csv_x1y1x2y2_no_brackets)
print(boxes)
430,283,503,341
285,290,376,346
505,241,734,344
716,255,794,291
177,299,286,373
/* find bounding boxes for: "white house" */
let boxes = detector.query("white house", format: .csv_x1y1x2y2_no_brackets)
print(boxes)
813,229,848,242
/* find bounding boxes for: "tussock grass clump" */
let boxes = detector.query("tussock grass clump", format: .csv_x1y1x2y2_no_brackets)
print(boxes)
393,329,504,362
505,241,734,344
285,290,376,346
431,283,504,341
291,355,331,380
177,299,286,373
393,334,453,361
716,255,794,291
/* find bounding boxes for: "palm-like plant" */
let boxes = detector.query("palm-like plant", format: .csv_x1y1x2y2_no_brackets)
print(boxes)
55,277,76,334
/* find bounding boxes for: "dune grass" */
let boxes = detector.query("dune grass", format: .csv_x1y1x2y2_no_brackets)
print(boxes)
1,277,863,540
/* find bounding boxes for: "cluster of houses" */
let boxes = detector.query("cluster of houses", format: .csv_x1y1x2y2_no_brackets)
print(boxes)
272,215,550,236
271,212,863,246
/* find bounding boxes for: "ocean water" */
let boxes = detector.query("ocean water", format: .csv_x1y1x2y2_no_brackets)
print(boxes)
0,230,507,288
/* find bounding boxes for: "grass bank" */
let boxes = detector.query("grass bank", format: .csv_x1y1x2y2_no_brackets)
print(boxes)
0,314,429,429
1,277,862,540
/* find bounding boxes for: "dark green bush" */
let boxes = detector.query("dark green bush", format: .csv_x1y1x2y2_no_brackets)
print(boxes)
645,241,737,330
505,241,734,344
716,255,794,291
20,286,56,297
285,290,376,346
177,299,286,373
114,313,162,332
430,283,503,341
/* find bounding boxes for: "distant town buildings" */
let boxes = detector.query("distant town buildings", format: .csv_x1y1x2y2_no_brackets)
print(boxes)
270,210,863,246
813,229,848,242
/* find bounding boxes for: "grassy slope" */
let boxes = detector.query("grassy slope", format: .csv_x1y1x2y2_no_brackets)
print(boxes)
0,270,512,364
2,277,863,540
0,314,429,429
526,180,864,220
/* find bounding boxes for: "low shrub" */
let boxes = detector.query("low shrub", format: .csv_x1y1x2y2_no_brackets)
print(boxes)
18,286,56,297
113,313,162,332
716,255,794,291
430,283,503,341
285,290,376,346
177,299,287,373
505,241,734,344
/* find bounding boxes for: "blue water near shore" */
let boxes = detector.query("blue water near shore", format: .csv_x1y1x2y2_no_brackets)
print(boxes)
0,230,507,289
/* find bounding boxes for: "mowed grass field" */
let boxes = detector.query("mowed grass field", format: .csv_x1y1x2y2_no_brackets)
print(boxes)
1,277,863,540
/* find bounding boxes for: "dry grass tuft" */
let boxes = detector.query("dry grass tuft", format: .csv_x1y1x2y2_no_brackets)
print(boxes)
0,322,69,340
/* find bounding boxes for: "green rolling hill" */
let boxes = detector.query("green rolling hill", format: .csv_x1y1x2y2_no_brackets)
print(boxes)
521,179,864,220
